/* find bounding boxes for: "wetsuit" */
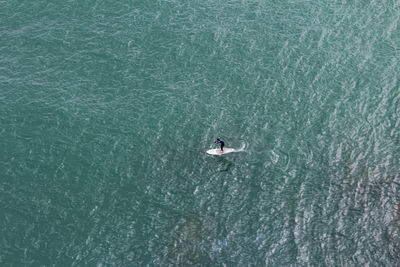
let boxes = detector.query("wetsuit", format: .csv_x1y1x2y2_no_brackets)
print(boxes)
215,138,225,151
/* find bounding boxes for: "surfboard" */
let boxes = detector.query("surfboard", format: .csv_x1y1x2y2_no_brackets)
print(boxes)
206,148,236,155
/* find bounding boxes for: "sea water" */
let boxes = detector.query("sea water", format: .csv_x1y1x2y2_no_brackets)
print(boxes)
1,0,400,266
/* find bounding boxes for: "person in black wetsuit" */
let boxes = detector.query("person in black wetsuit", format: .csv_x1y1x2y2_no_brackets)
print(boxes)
214,138,225,151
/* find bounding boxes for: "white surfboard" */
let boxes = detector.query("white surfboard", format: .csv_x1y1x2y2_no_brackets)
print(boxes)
206,148,236,155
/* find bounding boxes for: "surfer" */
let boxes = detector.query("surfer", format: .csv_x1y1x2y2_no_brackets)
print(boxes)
214,138,225,151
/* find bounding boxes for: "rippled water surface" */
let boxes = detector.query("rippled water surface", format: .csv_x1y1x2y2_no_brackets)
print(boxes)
1,0,400,266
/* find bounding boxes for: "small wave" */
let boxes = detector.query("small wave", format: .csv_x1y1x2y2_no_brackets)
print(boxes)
234,141,247,152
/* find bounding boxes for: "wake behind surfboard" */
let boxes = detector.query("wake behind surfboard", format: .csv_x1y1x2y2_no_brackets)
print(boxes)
206,148,235,155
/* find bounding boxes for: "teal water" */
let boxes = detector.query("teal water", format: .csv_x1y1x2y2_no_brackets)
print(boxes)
1,0,400,266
